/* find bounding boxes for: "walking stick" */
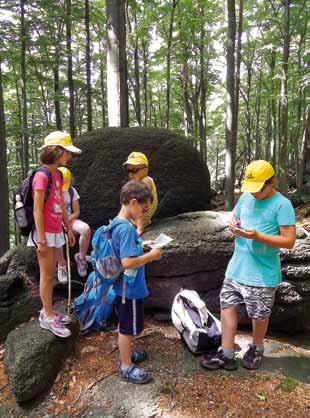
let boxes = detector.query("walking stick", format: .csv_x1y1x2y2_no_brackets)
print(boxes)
64,231,72,314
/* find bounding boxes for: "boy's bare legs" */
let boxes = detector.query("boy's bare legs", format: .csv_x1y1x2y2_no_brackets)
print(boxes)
241,318,268,370
221,306,238,350
118,332,133,369
200,305,238,370
252,318,269,345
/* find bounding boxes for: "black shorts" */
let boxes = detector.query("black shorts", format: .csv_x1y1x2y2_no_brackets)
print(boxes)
115,296,144,336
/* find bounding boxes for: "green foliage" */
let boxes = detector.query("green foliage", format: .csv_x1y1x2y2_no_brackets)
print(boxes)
0,0,308,243
278,376,298,393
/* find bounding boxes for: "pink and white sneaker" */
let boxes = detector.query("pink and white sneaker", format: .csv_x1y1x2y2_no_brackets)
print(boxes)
39,309,72,325
39,311,71,338
74,253,88,277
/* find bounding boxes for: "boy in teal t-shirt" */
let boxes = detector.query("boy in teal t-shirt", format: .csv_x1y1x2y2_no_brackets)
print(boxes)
201,161,296,371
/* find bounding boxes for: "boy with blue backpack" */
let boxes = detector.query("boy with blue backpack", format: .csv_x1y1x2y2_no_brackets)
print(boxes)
74,180,162,382
113,180,162,384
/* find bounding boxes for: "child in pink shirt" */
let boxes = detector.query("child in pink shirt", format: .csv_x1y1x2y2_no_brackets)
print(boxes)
27,131,81,338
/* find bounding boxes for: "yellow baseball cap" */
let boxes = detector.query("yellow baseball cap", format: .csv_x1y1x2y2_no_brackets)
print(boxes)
241,160,275,193
41,131,82,154
123,152,148,167
58,167,72,191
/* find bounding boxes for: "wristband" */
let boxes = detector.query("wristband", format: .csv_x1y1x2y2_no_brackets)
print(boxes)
37,239,47,245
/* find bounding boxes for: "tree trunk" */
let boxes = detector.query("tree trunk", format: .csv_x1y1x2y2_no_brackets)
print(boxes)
142,40,148,126
106,0,129,127
20,0,29,177
233,0,243,163
269,50,277,166
294,22,307,187
278,0,291,194
297,106,309,192
131,10,141,126
198,7,207,162
165,0,178,130
182,59,193,137
53,63,62,130
225,0,236,210
14,76,23,174
99,42,106,128
254,68,262,159
85,0,92,131
66,0,75,137
0,62,10,255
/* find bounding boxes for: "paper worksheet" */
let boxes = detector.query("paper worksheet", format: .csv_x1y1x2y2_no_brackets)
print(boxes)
149,233,174,249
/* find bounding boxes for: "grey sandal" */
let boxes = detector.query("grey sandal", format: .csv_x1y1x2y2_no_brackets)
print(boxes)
120,365,153,384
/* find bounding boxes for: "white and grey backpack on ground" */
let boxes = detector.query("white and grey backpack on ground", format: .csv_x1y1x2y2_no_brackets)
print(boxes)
171,290,222,354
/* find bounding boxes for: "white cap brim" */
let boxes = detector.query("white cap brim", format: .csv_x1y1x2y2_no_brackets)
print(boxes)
40,144,82,154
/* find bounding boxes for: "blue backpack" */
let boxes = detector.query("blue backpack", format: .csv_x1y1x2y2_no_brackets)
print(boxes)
72,219,128,332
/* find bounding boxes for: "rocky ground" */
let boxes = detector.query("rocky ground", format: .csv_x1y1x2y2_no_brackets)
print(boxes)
0,315,309,418
0,202,309,417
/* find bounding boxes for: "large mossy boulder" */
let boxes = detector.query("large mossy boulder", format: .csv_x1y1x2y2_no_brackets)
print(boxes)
69,127,211,229
0,246,41,341
4,312,79,402
143,211,310,334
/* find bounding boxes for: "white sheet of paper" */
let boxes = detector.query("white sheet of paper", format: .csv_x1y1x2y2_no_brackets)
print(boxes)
149,233,174,249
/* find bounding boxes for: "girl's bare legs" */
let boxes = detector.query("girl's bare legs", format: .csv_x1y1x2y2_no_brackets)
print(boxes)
72,219,91,261
37,247,57,317
56,247,66,268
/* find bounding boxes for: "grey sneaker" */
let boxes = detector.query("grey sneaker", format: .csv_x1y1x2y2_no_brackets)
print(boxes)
39,309,72,325
242,345,264,370
57,266,68,284
74,253,88,277
200,349,238,371
39,312,71,338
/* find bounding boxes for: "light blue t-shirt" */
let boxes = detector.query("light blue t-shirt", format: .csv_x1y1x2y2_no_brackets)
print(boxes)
225,192,295,287
112,218,149,299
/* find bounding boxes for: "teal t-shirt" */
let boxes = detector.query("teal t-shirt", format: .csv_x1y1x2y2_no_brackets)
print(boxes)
225,192,295,287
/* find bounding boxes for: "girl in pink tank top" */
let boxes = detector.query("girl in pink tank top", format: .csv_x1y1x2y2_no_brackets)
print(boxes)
30,131,81,338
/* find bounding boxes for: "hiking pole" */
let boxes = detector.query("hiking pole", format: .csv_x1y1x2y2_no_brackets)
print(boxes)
64,230,72,314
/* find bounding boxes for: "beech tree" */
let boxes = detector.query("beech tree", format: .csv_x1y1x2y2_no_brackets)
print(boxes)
106,0,129,127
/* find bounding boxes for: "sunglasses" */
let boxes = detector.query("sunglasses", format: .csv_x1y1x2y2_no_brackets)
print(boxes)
126,167,145,174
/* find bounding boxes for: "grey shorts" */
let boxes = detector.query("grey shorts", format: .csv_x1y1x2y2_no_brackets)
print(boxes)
220,278,276,320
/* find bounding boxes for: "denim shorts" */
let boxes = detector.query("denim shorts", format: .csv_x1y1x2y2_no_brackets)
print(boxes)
115,296,144,336
220,278,276,320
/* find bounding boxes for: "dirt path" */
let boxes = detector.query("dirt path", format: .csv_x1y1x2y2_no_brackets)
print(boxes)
1,319,310,418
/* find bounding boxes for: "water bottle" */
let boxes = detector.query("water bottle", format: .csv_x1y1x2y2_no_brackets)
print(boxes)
123,269,137,284
15,194,28,228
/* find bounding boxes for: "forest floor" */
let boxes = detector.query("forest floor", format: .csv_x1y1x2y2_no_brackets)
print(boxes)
0,202,309,417
0,318,310,418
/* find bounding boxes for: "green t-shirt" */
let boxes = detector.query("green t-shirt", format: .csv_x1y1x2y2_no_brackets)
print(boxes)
225,191,295,288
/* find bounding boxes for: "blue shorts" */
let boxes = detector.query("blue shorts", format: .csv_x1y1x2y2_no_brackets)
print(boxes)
115,296,144,336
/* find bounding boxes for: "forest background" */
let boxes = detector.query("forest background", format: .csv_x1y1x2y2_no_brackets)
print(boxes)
0,0,309,256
